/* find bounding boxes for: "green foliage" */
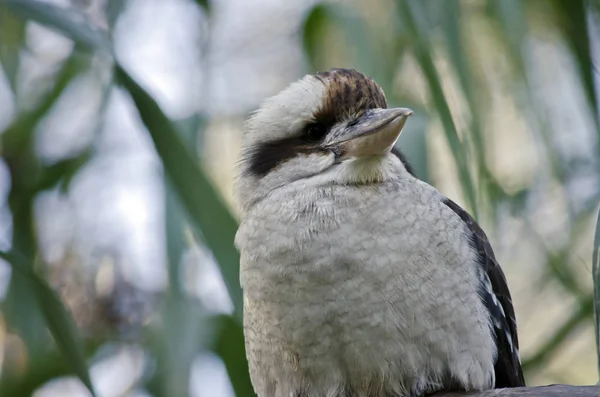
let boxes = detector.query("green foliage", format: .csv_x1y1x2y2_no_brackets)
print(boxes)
552,0,599,133
1,0,247,394
194,0,210,13
0,6,25,93
115,67,243,320
302,4,330,70
398,0,479,216
0,0,599,394
2,0,110,52
0,32,96,393
593,208,600,376
0,251,97,397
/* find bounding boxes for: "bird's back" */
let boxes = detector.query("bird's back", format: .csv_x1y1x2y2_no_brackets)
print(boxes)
236,174,497,397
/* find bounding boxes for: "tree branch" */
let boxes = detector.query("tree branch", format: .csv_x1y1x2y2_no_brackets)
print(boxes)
436,385,597,396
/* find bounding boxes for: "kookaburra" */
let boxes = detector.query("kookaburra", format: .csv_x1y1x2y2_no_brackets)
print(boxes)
234,68,525,397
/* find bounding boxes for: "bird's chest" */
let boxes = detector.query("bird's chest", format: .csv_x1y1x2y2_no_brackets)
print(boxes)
238,182,451,302
236,183,482,397
239,183,420,299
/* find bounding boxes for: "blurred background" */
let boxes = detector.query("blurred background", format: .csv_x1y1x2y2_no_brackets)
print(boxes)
0,0,599,396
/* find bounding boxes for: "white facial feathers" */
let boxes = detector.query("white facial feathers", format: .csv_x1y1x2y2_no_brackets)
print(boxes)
243,75,325,147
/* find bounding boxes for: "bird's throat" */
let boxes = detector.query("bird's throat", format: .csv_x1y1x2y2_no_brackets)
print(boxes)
336,155,399,185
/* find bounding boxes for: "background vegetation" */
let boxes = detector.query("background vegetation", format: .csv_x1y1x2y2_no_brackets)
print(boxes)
0,0,599,395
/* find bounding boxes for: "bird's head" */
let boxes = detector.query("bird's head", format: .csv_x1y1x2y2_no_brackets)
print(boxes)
235,68,413,212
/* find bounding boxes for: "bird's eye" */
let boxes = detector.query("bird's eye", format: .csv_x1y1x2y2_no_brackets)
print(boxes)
347,118,360,128
304,123,328,142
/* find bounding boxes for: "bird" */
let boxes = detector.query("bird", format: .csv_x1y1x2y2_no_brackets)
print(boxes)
234,68,525,397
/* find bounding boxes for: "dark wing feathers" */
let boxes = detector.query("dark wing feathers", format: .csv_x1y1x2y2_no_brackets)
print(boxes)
443,198,526,388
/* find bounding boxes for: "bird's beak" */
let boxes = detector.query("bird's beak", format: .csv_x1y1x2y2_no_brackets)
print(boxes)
324,107,413,159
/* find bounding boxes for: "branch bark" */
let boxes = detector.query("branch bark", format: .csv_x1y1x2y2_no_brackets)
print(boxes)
436,385,597,396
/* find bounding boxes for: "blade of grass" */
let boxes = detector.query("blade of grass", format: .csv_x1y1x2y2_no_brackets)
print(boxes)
156,296,202,397
486,0,575,196
0,339,103,397
194,0,210,13
0,45,96,395
0,250,97,397
521,294,594,372
593,207,600,377
397,0,478,216
114,66,243,321
0,6,26,94
106,0,126,30
1,265,49,356
152,181,204,397
551,0,600,139
331,5,386,85
302,4,330,71
554,0,598,113
302,3,387,84
212,315,256,397
1,51,88,360
0,348,76,396
487,0,528,76
2,0,111,52
1,51,88,157
165,181,187,297
439,0,498,205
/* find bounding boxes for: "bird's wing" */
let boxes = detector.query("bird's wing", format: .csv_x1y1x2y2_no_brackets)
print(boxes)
442,198,526,388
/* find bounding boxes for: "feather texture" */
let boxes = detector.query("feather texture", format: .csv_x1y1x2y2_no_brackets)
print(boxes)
442,198,526,388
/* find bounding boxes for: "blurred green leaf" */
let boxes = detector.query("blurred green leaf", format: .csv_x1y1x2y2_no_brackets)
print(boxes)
332,7,385,83
302,3,384,82
106,0,126,30
114,66,243,321
2,0,111,52
0,250,97,397
0,348,73,396
154,182,201,397
212,315,255,397
0,41,96,395
2,269,49,358
194,0,210,13
0,340,102,397
116,70,252,393
302,4,330,70
487,0,527,75
439,1,489,189
1,52,88,367
175,113,205,150
544,249,587,299
397,0,478,216
0,6,26,94
35,149,93,193
522,294,594,372
154,297,202,397
593,207,600,376
551,0,600,132
165,181,188,296
1,52,88,160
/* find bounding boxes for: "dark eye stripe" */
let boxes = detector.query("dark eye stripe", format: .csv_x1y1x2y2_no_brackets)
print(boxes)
346,119,360,128
245,136,328,177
